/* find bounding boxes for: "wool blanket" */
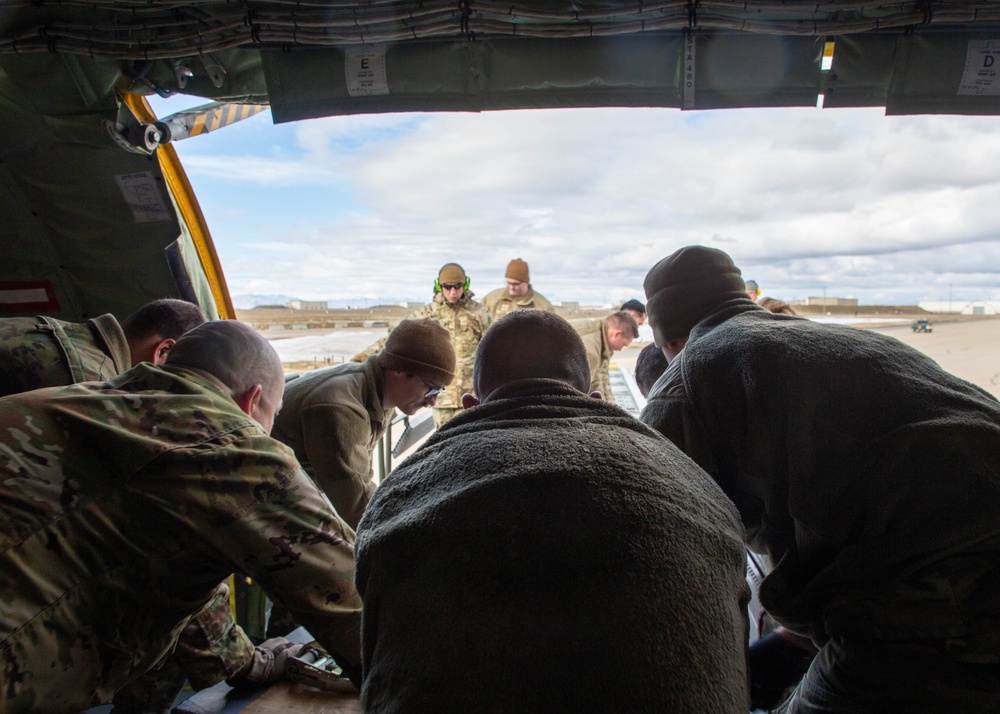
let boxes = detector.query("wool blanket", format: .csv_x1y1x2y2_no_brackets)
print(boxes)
356,378,750,713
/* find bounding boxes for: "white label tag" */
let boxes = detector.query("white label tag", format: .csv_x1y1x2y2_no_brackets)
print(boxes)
114,171,171,223
346,45,389,97
958,40,1000,96
683,34,696,109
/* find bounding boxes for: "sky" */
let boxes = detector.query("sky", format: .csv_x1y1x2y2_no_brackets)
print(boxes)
149,96,1000,308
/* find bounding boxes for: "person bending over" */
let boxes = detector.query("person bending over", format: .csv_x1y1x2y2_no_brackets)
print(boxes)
355,309,750,713
0,321,362,713
641,245,1000,713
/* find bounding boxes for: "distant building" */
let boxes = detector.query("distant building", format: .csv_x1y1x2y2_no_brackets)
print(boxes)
560,301,580,310
805,296,858,307
287,300,327,311
962,301,999,316
919,300,1000,315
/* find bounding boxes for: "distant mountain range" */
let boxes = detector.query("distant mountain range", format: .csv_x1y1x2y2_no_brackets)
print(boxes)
231,294,422,310
231,294,300,309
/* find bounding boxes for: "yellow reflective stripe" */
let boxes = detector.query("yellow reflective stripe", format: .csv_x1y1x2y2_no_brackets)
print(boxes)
123,92,236,319
191,109,211,137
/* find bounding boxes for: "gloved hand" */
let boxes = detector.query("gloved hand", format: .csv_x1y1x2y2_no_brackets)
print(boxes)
232,637,311,685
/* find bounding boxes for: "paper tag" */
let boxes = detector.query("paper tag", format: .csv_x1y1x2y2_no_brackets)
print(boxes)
346,45,389,97
958,40,1000,96
115,172,171,223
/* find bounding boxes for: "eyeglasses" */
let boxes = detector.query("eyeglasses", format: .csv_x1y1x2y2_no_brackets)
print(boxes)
440,283,464,291
422,380,445,398
505,280,525,288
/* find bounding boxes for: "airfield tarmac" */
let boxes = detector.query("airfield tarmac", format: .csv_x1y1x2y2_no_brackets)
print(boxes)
266,316,1000,400
608,317,1000,400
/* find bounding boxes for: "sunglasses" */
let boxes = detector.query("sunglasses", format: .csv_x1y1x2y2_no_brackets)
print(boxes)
440,283,465,291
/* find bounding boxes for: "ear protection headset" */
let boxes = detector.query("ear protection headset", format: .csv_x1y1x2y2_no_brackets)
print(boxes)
434,275,471,293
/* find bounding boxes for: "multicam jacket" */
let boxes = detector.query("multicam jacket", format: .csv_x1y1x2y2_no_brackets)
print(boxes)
0,313,130,397
570,317,612,398
0,313,248,711
272,356,390,530
354,291,490,408
481,286,554,321
0,364,362,713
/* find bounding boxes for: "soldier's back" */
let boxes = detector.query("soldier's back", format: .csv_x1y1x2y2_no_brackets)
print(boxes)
0,314,126,397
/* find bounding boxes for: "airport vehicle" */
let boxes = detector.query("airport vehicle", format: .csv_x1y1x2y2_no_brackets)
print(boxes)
912,319,934,332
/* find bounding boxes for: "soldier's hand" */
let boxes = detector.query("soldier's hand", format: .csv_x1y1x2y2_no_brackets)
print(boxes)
233,637,311,684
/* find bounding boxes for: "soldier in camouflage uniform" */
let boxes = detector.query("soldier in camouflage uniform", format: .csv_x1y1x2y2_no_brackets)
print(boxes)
569,312,638,400
355,264,490,428
0,298,207,397
0,321,362,714
641,246,1000,713
0,299,250,713
481,258,554,320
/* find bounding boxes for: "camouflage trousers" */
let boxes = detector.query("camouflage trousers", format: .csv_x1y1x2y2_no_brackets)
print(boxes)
111,583,252,713
432,408,459,428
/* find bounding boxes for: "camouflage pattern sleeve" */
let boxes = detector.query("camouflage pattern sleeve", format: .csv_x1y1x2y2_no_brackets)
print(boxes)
110,583,252,713
180,443,363,678
478,302,492,331
350,303,432,362
351,335,387,363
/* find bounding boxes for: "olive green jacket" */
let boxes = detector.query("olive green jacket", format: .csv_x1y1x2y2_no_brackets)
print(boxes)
570,317,612,397
481,286,553,320
0,313,130,397
272,356,390,530
353,291,490,409
0,364,362,712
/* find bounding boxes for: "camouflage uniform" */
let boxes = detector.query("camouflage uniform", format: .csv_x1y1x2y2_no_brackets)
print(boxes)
481,286,553,321
354,291,490,427
0,314,130,397
0,314,247,713
0,364,361,713
569,317,612,398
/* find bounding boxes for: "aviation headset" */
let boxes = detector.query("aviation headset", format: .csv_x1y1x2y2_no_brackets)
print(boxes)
434,264,471,293
434,276,470,292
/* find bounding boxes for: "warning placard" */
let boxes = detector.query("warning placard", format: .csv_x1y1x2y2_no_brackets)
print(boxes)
958,40,1000,96
115,172,171,223
346,45,389,97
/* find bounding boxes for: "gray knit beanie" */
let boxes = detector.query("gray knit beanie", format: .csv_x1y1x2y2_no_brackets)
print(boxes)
643,246,747,345
378,318,456,386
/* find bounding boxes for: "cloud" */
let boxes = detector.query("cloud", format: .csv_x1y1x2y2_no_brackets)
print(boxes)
173,105,1000,305
179,154,338,187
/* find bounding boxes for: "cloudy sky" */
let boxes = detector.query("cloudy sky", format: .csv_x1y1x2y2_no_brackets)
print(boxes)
150,96,1000,308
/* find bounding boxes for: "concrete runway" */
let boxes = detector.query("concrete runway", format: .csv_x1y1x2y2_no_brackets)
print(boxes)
613,317,1000,400
269,317,1000,400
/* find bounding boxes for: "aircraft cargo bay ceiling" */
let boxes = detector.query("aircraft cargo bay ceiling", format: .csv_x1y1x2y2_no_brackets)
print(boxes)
3,1,1000,119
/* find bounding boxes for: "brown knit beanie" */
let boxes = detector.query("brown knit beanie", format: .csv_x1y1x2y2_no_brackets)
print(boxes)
505,258,530,283
378,318,456,386
438,263,466,285
643,246,747,344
